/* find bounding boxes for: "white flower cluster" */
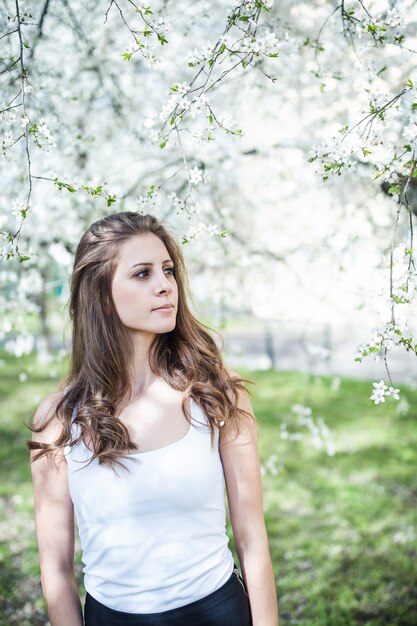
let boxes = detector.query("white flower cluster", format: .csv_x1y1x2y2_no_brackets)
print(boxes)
0,232,16,261
124,41,161,69
37,118,56,147
189,166,210,186
159,91,209,125
357,8,405,44
137,187,159,210
185,221,219,240
370,380,400,404
174,82,190,95
121,6,170,67
186,41,216,66
240,30,280,55
401,87,417,152
169,192,184,212
18,115,56,148
383,243,417,305
231,0,274,12
280,404,336,456
169,193,201,216
355,320,413,363
189,94,209,120
187,127,210,147
307,128,370,179
153,16,172,33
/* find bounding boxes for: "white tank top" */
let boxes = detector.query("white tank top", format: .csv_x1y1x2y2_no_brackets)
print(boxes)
64,393,235,613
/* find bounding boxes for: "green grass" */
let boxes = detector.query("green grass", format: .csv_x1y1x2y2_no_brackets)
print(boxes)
1,353,417,625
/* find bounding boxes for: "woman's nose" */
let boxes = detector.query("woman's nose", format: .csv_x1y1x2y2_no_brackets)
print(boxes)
155,273,172,293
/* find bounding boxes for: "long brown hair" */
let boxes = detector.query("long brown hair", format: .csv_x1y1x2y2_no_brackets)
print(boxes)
27,211,256,470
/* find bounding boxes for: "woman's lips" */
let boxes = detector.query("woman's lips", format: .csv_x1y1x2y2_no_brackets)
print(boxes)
152,305,175,312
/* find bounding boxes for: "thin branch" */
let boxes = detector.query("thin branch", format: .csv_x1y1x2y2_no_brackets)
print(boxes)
104,0,115,23
0,102,22,115
343,88,409,141
28,0,52,61
11,0,33,253
0,56,21,75
0,28,18,41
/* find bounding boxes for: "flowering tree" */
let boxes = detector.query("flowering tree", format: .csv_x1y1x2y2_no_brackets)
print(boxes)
0,0,416,410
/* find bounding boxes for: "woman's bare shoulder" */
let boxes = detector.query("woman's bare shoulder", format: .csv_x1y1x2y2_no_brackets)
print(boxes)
31,390,66,443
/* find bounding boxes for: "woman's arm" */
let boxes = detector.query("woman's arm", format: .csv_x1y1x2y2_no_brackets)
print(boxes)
30,393,84,626
220,371,279,626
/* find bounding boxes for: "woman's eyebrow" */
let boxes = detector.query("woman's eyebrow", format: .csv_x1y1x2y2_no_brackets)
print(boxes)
128,258,172,269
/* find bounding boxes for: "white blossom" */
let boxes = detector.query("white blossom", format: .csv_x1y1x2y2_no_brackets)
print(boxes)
186,221,219,240
189,166,203,185
369,379,401,404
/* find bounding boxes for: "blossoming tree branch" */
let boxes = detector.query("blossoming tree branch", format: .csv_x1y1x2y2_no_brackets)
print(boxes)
0,0,416,409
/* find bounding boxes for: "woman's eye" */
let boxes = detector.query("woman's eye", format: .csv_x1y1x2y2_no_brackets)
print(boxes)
134,267,174,279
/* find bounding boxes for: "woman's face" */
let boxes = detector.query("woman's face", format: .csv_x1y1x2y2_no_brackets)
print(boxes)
111,232,178,337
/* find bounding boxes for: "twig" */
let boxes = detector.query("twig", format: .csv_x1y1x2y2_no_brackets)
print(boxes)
11,0,33,254
0,28,18,41
0,57,21,75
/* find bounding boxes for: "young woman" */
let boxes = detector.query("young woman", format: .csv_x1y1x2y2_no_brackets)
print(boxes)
28,211,279,626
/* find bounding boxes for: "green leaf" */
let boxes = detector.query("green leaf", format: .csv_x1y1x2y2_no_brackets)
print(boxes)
170,85,179,92
268,53,279,58
209,114,213,124
122,53,133,61
412,168,417,178
159,140,167,149
239,16,250,22
18,256,31,263
388,184,400,195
